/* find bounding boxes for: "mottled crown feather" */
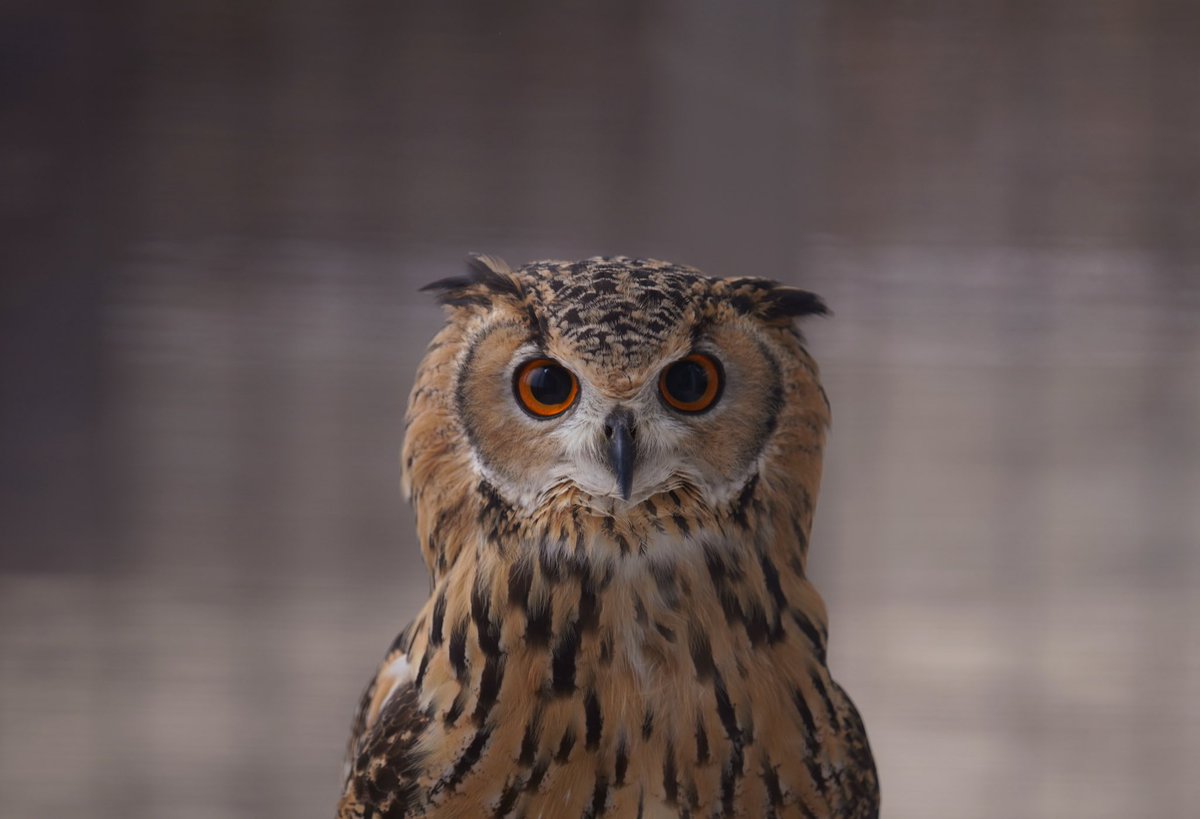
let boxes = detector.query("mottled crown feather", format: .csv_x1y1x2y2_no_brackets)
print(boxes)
420,254,829,333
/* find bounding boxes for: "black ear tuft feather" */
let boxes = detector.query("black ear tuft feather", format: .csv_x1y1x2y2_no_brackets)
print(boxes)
421,254,522,307
760,287,830,321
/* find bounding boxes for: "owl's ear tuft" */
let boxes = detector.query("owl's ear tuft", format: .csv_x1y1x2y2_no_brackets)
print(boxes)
421,254,523,307
758,286,830,322
724,278,831,324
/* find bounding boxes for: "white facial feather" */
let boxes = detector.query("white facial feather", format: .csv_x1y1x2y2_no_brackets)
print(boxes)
487,343,754,512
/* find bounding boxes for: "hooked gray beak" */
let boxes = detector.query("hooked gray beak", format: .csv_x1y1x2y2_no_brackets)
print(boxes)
604,409,636,501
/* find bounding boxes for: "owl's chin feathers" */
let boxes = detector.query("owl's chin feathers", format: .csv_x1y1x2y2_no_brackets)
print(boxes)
522,470,745,529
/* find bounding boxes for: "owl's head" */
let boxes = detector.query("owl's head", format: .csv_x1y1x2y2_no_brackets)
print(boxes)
404,256,830,542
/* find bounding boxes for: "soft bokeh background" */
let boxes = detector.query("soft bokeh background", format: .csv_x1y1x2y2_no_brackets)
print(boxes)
3,2,1198,817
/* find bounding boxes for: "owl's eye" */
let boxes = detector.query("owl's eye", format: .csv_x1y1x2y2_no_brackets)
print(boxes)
514,358,579,418
659,353,723,413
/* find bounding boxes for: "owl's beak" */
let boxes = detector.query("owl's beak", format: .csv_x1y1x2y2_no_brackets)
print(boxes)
604,409,636,501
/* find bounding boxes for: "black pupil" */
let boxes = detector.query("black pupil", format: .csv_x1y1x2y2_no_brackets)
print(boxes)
528,365,572,405
665,360,709,404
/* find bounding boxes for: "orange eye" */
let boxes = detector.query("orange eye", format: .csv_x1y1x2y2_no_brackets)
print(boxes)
659,353,723,413
514,358,579,418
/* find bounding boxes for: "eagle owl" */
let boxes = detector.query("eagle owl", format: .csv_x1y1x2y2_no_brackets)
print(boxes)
337,256,879,818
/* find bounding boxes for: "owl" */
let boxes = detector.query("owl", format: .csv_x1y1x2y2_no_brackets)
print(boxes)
336,256,879,818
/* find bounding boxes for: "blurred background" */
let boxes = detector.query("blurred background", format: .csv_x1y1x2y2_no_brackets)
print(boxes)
2,2,1198,817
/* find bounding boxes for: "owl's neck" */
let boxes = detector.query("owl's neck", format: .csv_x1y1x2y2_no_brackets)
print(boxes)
422,472,831,695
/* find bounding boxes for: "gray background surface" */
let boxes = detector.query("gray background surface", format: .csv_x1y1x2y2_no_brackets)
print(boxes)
2,2,1198,817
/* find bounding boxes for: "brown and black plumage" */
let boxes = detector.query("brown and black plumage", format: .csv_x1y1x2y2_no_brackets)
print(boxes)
337,256,879,818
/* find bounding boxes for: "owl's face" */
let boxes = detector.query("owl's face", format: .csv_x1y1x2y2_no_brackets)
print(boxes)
414,256,829,520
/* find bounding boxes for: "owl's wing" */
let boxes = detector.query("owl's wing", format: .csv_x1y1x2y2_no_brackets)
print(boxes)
337,678,432,818
831,679,881,819
337,629,431,818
